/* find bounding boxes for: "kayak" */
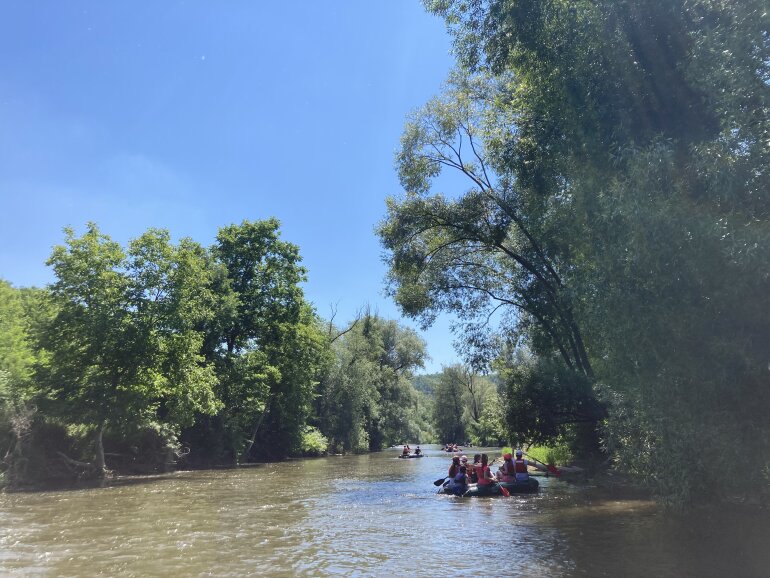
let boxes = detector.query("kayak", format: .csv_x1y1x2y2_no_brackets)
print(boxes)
438,478,539,496
399,453,424,459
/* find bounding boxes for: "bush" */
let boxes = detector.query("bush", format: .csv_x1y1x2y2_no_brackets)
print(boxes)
501,443,572,466
299,426,329,457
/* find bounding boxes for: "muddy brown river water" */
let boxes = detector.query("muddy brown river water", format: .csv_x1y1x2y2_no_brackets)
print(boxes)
1,445,768,576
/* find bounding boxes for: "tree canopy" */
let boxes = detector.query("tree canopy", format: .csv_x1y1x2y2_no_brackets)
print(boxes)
314,311,429,453
0,221,432,484
378,0,770,505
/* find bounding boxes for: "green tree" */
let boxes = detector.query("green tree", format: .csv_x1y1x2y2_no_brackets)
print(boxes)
43,224,220,476
210,219,305,355
0,281,44,484
254,304,331,459
432,366,467,443
378,72,604,446
499,350,602,451
0,281,35,390
428,364,502,445
380,69,598,372
366,315,427,449
417,0,770,504
476,390,506,447
315,318,378,453
195,219,328,462
315,312,427,452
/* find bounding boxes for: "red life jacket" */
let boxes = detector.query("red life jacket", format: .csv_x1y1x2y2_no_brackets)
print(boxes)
476,464,493,485
500,459,516,481
448,463,459,478
514,458,529,475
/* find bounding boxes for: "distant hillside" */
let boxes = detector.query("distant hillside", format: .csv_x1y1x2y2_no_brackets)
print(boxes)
411,373,441,395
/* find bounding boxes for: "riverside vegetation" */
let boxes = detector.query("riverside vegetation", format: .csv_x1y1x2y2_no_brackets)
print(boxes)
0,221,436,485
378,0,770,508
2,0,769,509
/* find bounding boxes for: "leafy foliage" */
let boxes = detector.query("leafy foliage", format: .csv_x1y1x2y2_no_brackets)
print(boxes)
189,219,328,463
299,425,329,457
401,0,770,505
314,312,428,452
1,220,432,483
428,364,503,445
432,366,467,443
39,224,221,474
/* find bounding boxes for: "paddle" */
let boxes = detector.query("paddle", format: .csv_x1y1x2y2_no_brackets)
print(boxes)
523,452,562,477
433,477,448,486
489,457,511,497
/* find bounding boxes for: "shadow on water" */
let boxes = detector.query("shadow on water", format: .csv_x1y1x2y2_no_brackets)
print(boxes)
5,471,189,494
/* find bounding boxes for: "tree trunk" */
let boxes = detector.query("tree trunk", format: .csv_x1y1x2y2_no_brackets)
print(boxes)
94,423,107,478
240,400,270,464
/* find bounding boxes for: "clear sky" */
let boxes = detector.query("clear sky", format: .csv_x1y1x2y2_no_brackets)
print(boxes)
0,2,459,373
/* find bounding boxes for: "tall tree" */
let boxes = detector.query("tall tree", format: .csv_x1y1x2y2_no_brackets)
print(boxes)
413,0,770,504
428,364,501,444
196,219,327,461
43,225,220,476
0,281,44,484
378,72,604,439
315,312,427,452
432,366,467,443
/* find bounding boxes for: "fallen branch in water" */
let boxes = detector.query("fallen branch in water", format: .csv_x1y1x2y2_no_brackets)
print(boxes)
55,451,113,480
56,451,95,471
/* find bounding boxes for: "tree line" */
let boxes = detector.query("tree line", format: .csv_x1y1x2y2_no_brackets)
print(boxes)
0,221,435,486
378,0,769,507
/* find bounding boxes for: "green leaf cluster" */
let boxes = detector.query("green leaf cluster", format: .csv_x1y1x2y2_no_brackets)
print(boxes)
314,312,429,453
382,0,770,505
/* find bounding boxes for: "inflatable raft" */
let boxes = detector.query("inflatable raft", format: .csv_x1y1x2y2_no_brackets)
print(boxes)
438,478,539,496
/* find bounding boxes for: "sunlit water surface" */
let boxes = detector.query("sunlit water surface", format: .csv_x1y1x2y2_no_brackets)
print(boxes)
1,446,768,576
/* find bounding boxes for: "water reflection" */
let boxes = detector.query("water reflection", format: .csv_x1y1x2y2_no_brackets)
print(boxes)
0,446,768,576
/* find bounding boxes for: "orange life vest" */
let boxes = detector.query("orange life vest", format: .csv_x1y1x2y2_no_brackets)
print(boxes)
475,464,493,485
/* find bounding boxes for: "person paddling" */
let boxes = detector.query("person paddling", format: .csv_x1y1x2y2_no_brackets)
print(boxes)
474,453,496,493
496,453,517,483
414,445,422,455
513,449,531,481
448,455,461,478
450,465,469,496
470,454,481,483
441,456,463,494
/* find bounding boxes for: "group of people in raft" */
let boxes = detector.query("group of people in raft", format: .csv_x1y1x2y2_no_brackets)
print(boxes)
401,445,422,456
443,449,538,496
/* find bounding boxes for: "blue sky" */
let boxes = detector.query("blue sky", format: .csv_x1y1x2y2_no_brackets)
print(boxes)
0,2,460,373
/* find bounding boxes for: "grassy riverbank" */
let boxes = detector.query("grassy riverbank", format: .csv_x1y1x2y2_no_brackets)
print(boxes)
499,444,572,466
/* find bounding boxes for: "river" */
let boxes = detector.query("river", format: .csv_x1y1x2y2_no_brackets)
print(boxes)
1,445,768,577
